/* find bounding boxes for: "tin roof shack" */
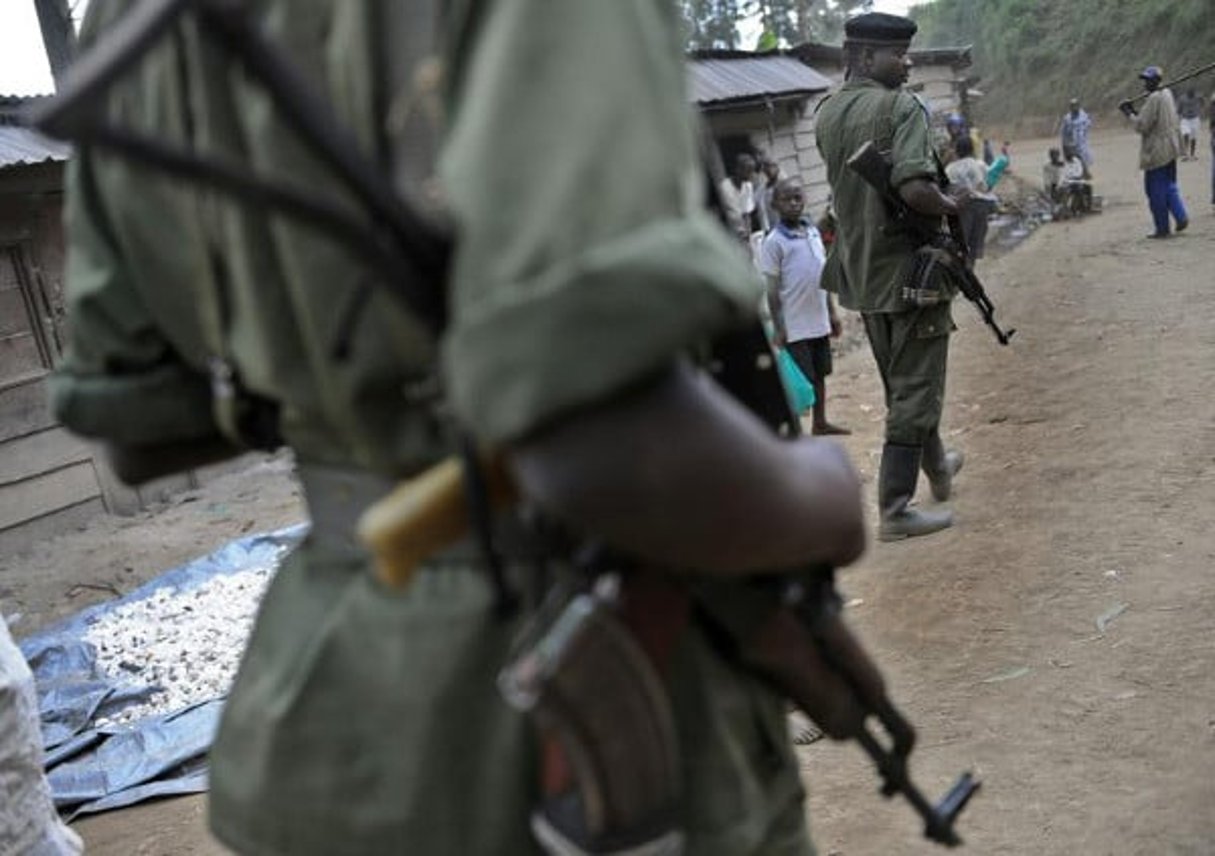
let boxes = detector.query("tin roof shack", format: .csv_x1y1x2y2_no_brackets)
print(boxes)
0,95,98,552
689,51,835,216
0,97,264,554
790,42,978,143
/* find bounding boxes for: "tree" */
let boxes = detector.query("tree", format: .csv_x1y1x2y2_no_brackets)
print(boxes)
681,0,744,50
681,0,877,51
33,0,78,88
795,0,875,45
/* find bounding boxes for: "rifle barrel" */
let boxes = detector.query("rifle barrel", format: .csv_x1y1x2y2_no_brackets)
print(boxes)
1126,60,1215,105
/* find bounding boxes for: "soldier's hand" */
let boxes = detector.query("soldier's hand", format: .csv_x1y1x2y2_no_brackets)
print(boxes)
947,185,975,206
1118,100,1136,118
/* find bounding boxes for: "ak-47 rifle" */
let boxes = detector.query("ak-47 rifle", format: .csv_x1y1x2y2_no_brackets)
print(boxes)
30,1,979,850
848,141,1015,346
1118,60,1215,115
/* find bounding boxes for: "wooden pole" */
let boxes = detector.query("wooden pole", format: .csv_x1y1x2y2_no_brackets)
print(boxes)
33,0,78,89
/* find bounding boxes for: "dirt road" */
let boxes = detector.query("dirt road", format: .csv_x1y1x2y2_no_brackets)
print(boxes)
806,131,1215,854
5,127,1213,854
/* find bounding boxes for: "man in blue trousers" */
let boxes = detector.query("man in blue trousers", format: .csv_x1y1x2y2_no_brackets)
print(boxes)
1121,66,1188,239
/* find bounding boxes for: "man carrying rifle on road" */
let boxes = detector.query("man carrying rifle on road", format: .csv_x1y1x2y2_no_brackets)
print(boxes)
815,13,969,543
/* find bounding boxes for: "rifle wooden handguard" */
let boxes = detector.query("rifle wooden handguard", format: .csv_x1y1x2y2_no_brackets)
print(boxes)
357,452,517,589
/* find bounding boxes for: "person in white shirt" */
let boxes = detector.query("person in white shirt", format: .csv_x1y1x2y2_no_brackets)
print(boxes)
757,158,784,233
718,153,758,242
760,179,850,436
944,136,996,259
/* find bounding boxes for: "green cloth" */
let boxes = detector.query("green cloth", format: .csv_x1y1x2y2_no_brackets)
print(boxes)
861,305,952,446
56,1,814,854
814,79,939,314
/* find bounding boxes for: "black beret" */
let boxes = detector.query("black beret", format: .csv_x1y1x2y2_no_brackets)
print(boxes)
844,12,917,46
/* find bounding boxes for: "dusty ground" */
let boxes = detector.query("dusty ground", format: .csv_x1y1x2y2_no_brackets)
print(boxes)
2,127,1213,854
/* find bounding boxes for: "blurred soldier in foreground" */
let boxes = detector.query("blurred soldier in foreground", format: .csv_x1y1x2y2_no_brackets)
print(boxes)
815,13,965,542
48,1,869,853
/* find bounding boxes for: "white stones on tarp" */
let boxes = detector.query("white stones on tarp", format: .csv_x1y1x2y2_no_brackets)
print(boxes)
83,563,277,727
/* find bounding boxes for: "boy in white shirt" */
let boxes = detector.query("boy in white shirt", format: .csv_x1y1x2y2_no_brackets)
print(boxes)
760,179,850,436
945,136,996,259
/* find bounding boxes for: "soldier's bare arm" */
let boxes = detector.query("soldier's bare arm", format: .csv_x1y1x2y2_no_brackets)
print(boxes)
510,360,866,573
898,178,961,217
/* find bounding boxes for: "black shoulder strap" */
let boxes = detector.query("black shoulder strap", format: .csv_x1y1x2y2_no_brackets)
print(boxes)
27,0,451,333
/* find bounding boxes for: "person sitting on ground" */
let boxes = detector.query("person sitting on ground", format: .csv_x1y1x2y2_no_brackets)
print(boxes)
945,136,995,260
1061,145,1094,214
1176,88,1202,161
1043,147,1064,194
761,179,850,436
1043,148,1069,218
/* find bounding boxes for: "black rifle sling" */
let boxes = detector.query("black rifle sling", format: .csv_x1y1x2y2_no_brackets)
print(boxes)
28,0,450,334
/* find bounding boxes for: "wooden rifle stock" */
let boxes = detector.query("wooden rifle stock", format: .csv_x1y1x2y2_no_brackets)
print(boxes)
357,452,517,589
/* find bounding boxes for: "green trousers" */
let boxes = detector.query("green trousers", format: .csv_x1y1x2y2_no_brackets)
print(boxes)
209,471,816,855
862,303,953,447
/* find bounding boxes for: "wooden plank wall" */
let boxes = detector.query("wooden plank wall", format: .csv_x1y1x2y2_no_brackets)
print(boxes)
706,98,833,220
0,184,274,556
0,186,113,554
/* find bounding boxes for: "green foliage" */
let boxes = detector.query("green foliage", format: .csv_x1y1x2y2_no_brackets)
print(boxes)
681,0,744,49
681,0,874,50
909,0,1215,127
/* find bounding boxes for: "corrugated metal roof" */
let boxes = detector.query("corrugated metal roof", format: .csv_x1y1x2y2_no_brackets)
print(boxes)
689,56,833,106
0,126,71,170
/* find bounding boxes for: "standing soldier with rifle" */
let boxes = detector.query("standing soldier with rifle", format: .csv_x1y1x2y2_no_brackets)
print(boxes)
815,13,968,543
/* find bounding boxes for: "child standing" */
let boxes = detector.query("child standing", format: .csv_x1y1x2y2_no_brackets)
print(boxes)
760,179,850,436
945,136,995,259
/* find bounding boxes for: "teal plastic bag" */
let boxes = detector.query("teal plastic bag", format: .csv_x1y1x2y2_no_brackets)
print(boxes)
986,154,1009,190
776,348,816,414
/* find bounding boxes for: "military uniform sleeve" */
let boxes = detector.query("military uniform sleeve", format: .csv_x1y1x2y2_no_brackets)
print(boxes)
889,94,938,188
48,154,217,446
439,0,756,444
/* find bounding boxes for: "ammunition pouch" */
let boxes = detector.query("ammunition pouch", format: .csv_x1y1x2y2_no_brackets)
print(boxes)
499,575,688,856
900,243,963,309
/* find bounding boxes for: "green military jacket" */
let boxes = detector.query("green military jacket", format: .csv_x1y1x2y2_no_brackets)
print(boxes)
54,2,814,854
815,79,940,313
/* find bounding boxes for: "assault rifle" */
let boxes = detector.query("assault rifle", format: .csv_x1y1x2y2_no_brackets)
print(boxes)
1118,60,1215,115
848,141,1015,346
361,336,982,848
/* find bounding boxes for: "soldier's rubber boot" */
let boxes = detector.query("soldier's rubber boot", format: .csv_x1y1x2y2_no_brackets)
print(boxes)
921,432,964,502
878,442,953,542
